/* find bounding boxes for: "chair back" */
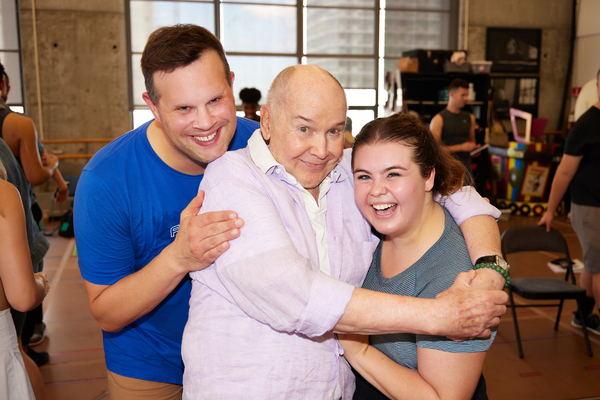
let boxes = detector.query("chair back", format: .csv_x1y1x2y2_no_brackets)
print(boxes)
501,225,574,283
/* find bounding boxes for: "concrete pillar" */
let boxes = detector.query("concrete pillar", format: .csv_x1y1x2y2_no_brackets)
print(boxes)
19,0,130,176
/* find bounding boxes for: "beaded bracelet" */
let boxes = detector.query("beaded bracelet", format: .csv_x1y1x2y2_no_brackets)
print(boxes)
473,262,511,288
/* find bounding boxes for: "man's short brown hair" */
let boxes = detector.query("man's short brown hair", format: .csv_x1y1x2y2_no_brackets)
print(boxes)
141,24,231,103
449,78,469,91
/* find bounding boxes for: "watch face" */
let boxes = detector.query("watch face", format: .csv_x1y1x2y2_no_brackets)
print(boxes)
478,255,509,270
495,256,509,270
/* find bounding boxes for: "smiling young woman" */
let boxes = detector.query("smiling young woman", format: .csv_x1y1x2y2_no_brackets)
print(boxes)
339,112,493,400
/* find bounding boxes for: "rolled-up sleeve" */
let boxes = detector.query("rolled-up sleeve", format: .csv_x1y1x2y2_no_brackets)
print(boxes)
436,186,501,226
192,156,355,338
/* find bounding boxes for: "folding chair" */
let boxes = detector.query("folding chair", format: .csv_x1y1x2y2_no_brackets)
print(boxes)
501,225,593,358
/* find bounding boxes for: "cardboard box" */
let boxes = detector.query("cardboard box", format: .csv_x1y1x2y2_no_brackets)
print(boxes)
401,49,454,73
398,57,418,73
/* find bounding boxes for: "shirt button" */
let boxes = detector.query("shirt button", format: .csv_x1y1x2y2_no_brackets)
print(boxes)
275,168,280,174
328,393,333,398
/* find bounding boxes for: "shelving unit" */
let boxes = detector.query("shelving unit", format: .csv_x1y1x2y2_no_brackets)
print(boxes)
399,72,490,129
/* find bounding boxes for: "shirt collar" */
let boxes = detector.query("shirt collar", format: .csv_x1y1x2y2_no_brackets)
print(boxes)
247,128,283,175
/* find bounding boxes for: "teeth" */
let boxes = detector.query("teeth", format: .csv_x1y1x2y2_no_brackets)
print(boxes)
194,132,217,142
372,204,395,210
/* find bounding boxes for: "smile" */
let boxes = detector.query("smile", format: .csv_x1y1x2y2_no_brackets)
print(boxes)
372,203,397,215
193,131,217,142
302,161,327,170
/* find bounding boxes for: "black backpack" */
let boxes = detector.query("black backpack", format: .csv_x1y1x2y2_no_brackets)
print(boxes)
58,204,74,238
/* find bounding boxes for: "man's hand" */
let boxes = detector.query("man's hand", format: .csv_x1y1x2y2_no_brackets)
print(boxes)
538,212,553,232
167,190,244,274
462,142,479,153
433,270,507,338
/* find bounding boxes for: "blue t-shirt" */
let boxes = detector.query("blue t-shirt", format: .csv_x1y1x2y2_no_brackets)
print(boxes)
74,117,258,384
362,208,496,372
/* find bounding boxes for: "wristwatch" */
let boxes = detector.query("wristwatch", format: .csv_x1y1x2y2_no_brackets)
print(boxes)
474,255,511,288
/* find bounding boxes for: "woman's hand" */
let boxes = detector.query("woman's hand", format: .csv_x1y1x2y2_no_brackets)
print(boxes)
34,272,50,297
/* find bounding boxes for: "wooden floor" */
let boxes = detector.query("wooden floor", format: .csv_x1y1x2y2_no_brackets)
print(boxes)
36,215,600,400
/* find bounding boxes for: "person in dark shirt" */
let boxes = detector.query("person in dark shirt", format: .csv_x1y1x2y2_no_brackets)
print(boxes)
539,67,600,336
430,78,480,177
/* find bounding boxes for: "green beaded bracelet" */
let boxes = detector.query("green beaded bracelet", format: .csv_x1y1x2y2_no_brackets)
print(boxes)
473,262,511,288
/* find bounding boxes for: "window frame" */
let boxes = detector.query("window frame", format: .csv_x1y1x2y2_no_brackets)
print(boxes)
0,0,26,112
126,0,458,130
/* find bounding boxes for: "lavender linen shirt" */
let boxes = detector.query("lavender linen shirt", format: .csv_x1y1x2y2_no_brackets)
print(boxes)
182,131,500,399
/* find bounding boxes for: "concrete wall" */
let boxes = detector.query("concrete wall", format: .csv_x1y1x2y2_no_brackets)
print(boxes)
19,0,130,176
466,0,573,131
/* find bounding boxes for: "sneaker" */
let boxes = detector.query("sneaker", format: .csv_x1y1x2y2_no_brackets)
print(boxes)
28,322,46,347
26,348,50,367
572,312,600,336
572,312,583,329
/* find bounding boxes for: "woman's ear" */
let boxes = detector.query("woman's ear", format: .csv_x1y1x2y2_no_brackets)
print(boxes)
425,167,435,192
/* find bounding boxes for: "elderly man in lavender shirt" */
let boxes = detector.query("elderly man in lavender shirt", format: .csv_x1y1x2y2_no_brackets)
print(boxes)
182,65,507,399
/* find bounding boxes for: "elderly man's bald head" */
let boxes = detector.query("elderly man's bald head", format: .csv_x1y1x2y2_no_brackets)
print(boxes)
265,65,346,115
260,65,348,200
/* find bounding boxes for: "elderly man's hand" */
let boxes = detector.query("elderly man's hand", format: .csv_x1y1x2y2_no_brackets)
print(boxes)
168,191,244,274
433,270,507,339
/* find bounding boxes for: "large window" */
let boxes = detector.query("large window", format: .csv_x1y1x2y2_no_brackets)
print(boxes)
128,0,457,133
0,0,24,113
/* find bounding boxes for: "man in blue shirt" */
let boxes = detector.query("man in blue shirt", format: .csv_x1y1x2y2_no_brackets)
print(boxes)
74,24,258,399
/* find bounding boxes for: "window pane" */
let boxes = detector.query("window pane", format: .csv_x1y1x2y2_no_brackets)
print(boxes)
0,51,22,104
227,0,295,5
385,0,449,10
222,4,296,53
133,109,155,128
130,1,215,53
132,54,146,107
383,58,398,76
0,0,19,49
307,0,374,7
384,11,450,58
307,8,375,55
345,89,376,107
346,109,375,136
307,57,375,89
228,55,297,104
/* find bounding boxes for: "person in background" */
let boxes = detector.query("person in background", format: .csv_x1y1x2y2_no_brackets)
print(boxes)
0,140,49,400
74,24,257,399
0,65,67,367
0,158,50,400
239,87,261,122
430,78,480,178
539,67,600,336
339,112,495,400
